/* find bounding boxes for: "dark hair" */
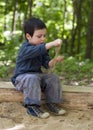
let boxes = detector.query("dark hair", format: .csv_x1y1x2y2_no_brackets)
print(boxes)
23,17,46,37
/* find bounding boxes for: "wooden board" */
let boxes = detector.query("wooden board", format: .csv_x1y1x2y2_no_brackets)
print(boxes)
0,82,93,110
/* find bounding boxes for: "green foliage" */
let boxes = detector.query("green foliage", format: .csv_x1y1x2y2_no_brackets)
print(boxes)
55,57,93,85
0,36,21,61
0,35,21,78
0,0,93,83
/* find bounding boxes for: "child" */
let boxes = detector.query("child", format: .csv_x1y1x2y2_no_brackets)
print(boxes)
11,17,66,119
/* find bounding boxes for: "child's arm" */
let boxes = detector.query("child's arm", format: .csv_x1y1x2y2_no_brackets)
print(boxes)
45,39,63,68
45,39,62,50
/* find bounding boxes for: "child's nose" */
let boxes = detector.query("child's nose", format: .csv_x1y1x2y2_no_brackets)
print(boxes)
41,36,46,41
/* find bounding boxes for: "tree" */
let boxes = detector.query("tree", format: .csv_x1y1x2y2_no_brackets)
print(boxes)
85,0,93,59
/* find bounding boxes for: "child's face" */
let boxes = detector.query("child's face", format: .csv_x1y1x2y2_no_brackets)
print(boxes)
26,29,47,45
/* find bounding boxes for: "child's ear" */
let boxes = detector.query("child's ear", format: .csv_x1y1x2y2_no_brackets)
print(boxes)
26,33,31,40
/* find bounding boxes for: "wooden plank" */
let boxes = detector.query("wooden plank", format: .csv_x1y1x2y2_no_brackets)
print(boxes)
0,82,93,110
0,82,13,88
62,92,93,110
63,85,93,93
0,82,93,92
0,88,23,102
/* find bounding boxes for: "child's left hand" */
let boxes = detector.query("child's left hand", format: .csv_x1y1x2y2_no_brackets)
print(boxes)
49,56,64,68
56,56,64,62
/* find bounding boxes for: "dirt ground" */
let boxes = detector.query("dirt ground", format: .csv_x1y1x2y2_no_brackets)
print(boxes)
0,102,93,130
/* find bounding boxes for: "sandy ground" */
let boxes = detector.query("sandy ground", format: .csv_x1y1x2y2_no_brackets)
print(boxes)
0,102,93,130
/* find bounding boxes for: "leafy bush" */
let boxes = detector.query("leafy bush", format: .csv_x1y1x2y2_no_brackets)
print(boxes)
55,57,93,85
0,35,22,78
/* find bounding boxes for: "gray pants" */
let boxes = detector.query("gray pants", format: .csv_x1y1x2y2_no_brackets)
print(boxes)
15,73,63,106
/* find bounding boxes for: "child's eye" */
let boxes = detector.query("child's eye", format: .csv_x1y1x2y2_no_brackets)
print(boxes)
37,35,46,38
37,36,42,38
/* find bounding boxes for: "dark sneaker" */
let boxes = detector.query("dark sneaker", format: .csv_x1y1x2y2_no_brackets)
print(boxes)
46,103,66,115
27,105,50,119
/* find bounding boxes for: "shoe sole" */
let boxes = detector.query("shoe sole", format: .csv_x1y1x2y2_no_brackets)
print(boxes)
39,112,50,119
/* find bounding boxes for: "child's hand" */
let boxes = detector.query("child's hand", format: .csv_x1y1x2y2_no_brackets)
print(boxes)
56,56,64,62
45,38,62,50
49,59,56,68
53,39,62,47
49,56,64,68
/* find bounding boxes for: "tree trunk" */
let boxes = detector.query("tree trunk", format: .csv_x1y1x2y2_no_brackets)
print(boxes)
85,0,93,59
28,0,33,17
11,1,18,33
76,0,82,54
70,0,77,55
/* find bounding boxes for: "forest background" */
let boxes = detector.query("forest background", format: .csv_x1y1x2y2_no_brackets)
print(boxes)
0,0,93,86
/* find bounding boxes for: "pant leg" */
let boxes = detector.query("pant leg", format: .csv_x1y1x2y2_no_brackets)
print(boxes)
42,73,63,103
15,74,42,106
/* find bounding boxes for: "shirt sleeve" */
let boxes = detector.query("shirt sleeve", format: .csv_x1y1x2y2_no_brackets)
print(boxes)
42,51,51,69
18,43,47,61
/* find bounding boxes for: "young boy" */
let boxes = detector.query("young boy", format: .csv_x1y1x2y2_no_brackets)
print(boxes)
11,17,66,119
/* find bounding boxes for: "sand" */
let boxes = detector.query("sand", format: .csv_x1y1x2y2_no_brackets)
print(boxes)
0,102,93,130
0,81,93,130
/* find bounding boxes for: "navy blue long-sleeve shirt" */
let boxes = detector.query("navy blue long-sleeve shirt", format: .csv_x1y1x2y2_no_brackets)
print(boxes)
11,41,51,85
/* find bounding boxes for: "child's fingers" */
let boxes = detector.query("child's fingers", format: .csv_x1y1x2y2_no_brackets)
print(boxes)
57,56,64,62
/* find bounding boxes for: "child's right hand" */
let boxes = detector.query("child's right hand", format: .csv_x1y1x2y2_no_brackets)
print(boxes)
45,38,62,50
53,39,62,47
